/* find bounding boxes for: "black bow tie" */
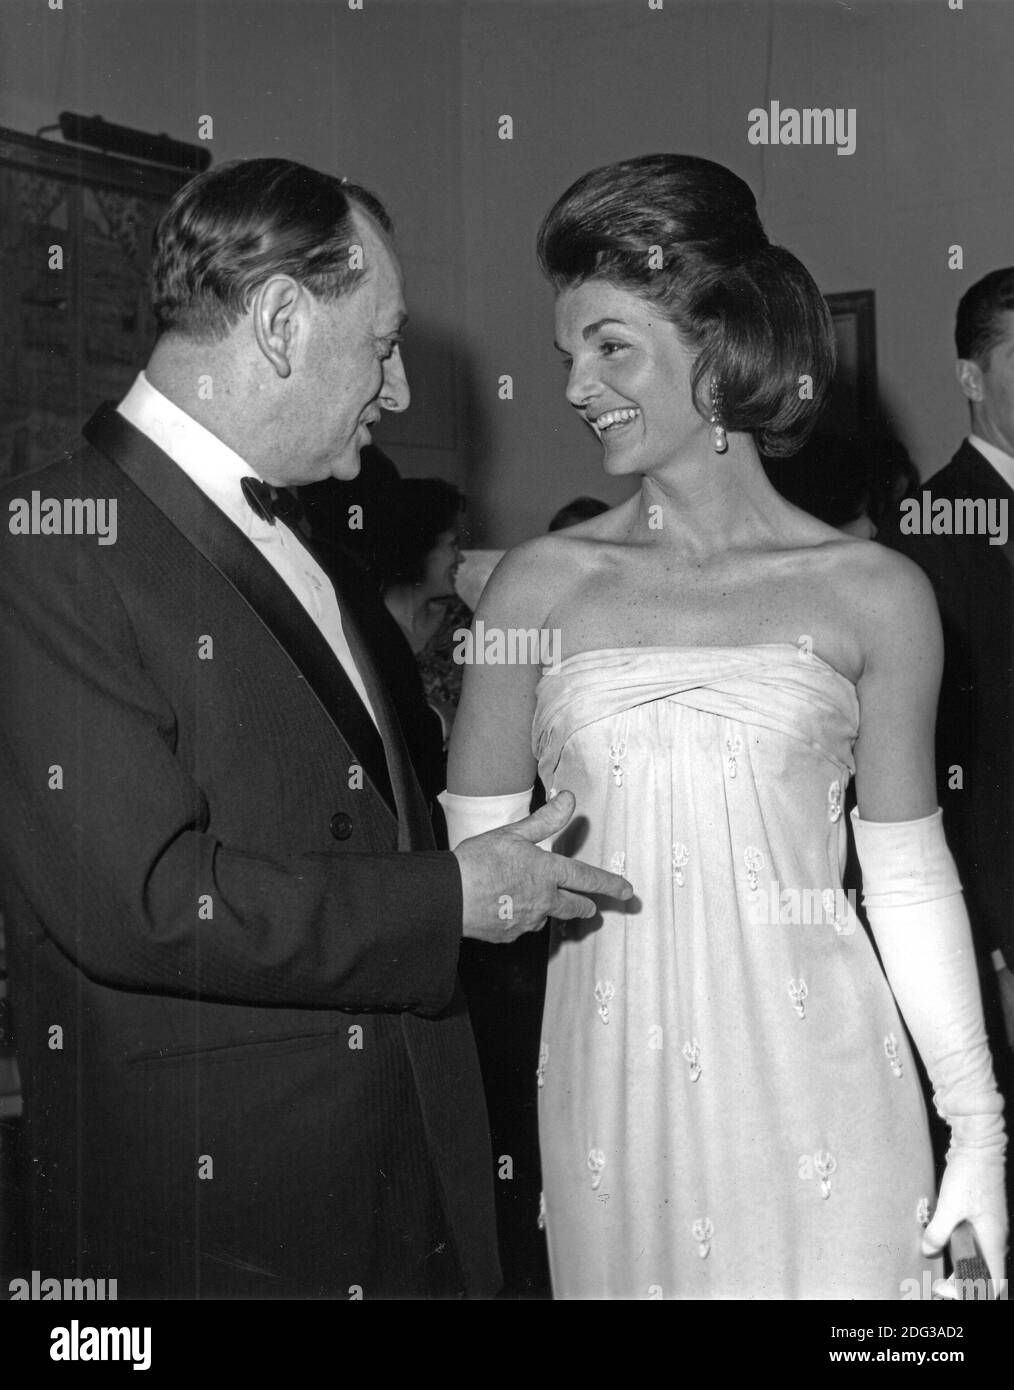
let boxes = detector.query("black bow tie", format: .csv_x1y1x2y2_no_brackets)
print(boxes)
241,476,303,527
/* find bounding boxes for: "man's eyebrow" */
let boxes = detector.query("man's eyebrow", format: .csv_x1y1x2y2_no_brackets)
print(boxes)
553,317,628,352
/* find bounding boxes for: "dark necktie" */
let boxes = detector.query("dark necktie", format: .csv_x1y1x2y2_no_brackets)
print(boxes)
241,476,304,528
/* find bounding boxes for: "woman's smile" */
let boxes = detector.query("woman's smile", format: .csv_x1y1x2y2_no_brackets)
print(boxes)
591,407,642,438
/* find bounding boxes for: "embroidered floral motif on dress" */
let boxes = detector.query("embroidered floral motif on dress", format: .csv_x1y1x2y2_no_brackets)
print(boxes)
725,732,742,778
744,845,764,893
788,977,808,1019
594,980,615,1024
608,740,627,787
692,1217,714,1258
821,888,850,933
587,1150,606,1191
884,1033,903,1078
814,1149,837,1199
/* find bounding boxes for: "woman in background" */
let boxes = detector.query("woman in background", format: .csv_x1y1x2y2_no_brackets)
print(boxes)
442,155,1006,1299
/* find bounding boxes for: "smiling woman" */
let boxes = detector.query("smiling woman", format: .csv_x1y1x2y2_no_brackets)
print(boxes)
538,152,836,459
444,152,1007,1302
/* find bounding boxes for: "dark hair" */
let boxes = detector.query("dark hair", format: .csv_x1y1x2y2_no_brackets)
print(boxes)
763,428,918,532
381,478,465,588
548,496,610,531
537,153,836,457
955,267,1014,364
763,433,872,527
152,158,392,341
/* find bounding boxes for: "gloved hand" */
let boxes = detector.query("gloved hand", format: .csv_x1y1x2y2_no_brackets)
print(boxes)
851,807,1008,1298
923,1131,1006,1299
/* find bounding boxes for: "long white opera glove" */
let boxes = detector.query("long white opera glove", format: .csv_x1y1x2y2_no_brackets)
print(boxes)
851,806,1008,1296
439,787,537,851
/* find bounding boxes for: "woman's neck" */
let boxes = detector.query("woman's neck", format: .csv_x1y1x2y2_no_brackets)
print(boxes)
628,435,792,560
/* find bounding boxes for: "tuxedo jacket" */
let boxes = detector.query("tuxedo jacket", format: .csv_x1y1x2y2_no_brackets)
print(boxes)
878,441,1013,976
0,405,501,1299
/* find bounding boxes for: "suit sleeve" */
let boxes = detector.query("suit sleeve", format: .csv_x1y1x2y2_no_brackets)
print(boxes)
878,520,1007,962
0,533,463,1015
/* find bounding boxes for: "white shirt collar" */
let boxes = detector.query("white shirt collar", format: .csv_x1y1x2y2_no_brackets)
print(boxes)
116,371,271,537
968,434,1014,495
114,374,381,730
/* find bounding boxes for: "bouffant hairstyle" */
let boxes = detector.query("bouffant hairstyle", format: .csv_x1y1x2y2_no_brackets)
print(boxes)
152,158,391,342
955,266,1014,365
537,153,836,457
380,478,465,589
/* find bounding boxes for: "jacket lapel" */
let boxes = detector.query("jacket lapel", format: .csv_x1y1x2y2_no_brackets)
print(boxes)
310,541,438,851
83,403,399,822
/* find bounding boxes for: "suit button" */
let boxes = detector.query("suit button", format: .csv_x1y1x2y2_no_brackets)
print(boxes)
330,812,354,841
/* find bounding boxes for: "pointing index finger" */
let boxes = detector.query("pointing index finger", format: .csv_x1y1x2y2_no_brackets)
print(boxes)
553,852,633,901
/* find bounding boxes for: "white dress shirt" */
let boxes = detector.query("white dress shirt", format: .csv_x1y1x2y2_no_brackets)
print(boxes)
968,433,1014,495
117,372,380,728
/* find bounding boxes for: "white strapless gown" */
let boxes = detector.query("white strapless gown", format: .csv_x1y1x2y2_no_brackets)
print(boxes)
533,645,939,1299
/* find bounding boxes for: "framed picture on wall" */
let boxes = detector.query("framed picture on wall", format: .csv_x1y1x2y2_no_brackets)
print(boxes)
821,289,877,440
0,126,196,480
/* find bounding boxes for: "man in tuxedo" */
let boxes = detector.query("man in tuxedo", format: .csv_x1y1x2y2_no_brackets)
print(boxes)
0,158,629,1298
879,267,1014,1065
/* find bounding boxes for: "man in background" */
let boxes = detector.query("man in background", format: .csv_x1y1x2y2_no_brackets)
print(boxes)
879,268,1014,1070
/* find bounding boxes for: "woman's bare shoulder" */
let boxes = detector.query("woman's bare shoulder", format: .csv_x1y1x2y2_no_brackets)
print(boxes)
477,523,613,624
827,537,942,673
830,535,936,611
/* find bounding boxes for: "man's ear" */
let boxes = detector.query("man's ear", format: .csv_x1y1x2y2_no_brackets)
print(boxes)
251,276,302,379
956,357,983,406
